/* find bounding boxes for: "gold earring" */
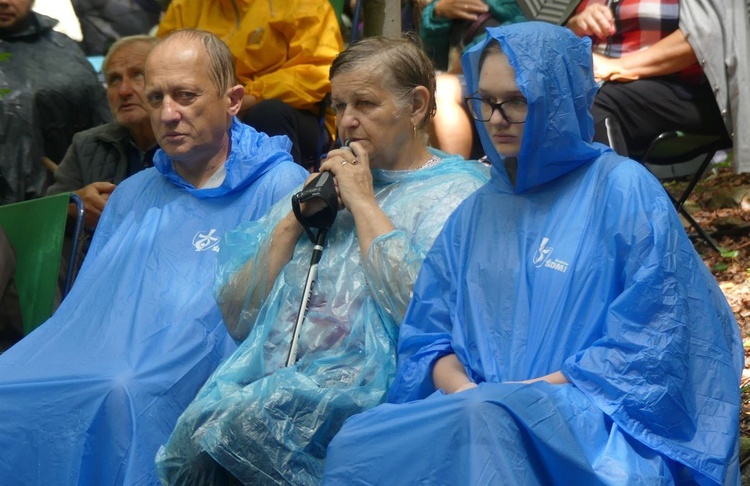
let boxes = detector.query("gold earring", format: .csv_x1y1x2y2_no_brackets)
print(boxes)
413,124,417,138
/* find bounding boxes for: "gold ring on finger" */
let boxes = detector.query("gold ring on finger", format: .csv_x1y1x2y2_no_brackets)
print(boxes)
341,160,348,166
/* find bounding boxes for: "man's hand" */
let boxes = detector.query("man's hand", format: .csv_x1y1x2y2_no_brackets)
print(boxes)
593,53,639,82
566,4,615,40
72,182,116,229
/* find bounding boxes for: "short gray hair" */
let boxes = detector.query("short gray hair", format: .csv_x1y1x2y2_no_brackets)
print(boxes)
102,35,159,75
330,34,437,129
158,29,238,95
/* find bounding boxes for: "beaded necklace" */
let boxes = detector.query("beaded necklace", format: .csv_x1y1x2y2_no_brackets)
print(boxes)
418,155,442,170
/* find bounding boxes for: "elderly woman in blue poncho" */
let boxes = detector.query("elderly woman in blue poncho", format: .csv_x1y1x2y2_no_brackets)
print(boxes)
155,36,489,485
323,22,743,485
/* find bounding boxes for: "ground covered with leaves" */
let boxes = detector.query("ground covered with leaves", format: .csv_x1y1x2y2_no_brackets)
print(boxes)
667,164,750,472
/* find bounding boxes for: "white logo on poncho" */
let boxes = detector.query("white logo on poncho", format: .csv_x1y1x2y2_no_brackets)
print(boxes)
193,229,220,252
533,237,569,273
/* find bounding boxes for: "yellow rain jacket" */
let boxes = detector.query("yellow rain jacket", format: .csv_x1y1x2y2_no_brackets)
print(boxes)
157,0,343,136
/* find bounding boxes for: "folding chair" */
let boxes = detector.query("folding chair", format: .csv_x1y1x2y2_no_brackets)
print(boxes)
636,131,732,253
0,192,85,334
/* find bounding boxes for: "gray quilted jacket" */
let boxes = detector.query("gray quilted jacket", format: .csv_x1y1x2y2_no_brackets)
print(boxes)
47,122,133,195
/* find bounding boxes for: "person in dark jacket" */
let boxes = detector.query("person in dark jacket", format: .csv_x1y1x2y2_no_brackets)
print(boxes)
72,0,161,56
0,0,110,205
48,35,158,229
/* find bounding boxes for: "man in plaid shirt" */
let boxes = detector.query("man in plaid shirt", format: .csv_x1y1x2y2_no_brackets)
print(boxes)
566,0,730,157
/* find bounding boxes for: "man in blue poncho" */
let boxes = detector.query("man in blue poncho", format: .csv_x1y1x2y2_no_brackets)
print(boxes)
0,29,307,484
323,22,744,485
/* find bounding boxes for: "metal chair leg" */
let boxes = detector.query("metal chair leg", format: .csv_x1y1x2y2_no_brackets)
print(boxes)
677,204,722,253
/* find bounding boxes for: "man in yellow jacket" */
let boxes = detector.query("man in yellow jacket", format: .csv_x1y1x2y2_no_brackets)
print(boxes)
157,0,344,168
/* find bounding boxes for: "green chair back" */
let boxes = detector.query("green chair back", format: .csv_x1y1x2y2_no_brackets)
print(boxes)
0,193,70,334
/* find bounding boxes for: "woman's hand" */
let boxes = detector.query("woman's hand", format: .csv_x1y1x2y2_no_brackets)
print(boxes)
433,0,488,21
296,171,342,218
516,371,569,385
318,142,376,214
433,354,476,394
318,141,395,258
566,3,615,40
453,382,479,393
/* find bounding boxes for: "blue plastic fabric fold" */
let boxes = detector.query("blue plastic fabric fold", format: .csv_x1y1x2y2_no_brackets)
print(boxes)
0,119,307,484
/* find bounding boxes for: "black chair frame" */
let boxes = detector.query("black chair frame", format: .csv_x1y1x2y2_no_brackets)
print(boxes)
639,131,732,253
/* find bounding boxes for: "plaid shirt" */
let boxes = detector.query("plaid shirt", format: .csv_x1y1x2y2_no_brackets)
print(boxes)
575,0,703,81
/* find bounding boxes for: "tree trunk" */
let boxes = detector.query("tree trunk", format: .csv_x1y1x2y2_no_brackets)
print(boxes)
362,0,401,38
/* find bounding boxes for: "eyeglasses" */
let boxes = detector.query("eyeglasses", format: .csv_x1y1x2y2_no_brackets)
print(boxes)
464,96,527,124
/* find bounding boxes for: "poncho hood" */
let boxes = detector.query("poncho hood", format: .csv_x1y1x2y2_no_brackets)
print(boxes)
152,118,295,199
462,21,610,193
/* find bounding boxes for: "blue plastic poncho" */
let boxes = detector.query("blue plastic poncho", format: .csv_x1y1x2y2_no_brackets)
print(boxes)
154,153,489,484
0,119,307,485
323,23,744,485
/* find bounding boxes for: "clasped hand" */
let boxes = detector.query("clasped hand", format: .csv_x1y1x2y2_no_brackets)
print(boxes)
75,181,116,229
305,141,375,215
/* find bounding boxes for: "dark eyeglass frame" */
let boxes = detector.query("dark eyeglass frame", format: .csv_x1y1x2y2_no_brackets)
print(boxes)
464,96,528,124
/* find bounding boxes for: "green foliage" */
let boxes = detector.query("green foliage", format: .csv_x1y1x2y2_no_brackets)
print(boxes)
714,249,740,272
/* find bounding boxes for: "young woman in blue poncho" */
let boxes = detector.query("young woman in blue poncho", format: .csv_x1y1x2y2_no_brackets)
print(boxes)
323,22,743,485
155,36,489,485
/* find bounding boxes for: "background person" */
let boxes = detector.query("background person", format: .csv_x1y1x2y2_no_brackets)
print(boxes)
566,0,749,171
72,0,161,55
0,29,307,484
0,0,110,205
155,35,489,485
418,0,527,159
48,35,159,230
156,0,344,167
323,22,743,485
